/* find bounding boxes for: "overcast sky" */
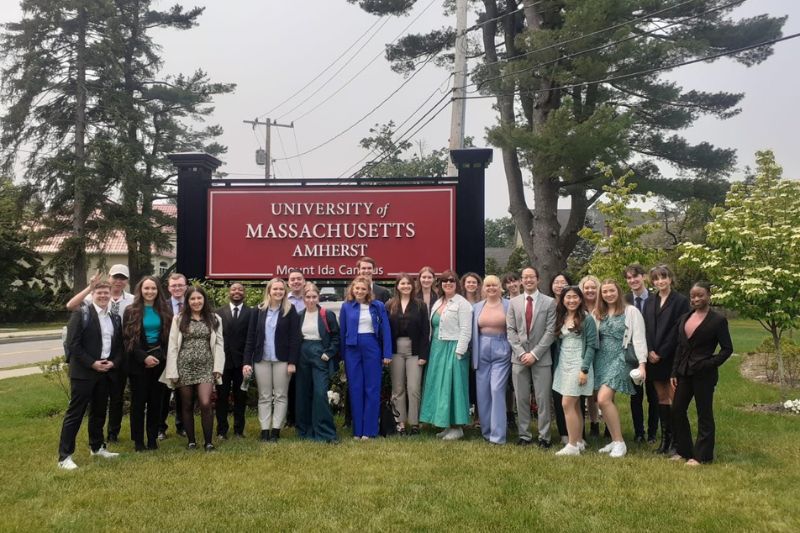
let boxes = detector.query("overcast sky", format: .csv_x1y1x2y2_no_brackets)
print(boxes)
2,0,798,219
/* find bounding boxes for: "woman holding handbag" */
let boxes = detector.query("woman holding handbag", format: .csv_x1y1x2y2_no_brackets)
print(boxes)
123,276,172,451
593,279,647,458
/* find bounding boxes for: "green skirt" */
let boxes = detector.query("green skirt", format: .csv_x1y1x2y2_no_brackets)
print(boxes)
419,336,470,428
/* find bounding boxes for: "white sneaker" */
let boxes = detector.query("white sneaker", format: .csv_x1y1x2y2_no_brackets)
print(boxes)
58,456,78,470
577,440,587,452
598,442,615,454
555,443,581,456
91,446,120,459
442,427,464,441
436,428,449,439
609,441,627,458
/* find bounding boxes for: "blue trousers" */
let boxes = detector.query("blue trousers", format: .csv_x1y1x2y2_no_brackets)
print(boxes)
476,334,511,444
344,334,382,438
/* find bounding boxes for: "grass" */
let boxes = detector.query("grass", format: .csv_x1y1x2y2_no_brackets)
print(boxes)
0,321,798,531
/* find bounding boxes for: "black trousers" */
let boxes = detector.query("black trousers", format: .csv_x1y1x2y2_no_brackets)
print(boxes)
215,367,247,436
673,368,718,463
631,379,660,438
58,376,110,460
106,368,126,439
129,368,164,446
286,372,296,426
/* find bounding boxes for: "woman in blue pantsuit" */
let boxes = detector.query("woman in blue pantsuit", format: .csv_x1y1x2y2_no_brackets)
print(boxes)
471,275,511,444
296,282,340,443
339,276,392,439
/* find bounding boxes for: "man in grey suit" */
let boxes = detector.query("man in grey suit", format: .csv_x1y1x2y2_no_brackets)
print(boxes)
506,266,557,447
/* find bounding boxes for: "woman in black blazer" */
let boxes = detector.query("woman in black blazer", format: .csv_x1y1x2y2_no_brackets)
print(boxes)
243,278,301,442
122,276,172,451
644,265,690,454
670,282,733,465
387,274,430,435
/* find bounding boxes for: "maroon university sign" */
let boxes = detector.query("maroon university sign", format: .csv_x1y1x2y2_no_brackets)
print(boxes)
206,186,456,279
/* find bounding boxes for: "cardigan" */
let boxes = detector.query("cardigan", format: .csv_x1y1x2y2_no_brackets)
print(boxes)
387,298,430,360
471,298,510,370
159,314,225,389
430,294,473,356
554,312,597,374
339,299,393,359
672,309,733,377
621,304,648,364
243,304,301,366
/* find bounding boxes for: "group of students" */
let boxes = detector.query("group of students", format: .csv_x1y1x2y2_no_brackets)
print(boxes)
56,257,733,470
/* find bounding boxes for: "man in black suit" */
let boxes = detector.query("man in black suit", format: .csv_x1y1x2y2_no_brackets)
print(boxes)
58,282,123,470
215,282,252,439
624,264,660,443
357,256,390,302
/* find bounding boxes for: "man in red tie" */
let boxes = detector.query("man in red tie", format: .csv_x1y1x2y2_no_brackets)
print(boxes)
506,267,557,447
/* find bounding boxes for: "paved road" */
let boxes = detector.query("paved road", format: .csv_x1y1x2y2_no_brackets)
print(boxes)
0,338,63,369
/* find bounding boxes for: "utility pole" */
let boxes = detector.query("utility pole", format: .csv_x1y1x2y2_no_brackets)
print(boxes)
446,0,468,177
243,118,294,178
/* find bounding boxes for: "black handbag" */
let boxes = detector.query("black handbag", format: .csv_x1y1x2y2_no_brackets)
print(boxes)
624,342,639,368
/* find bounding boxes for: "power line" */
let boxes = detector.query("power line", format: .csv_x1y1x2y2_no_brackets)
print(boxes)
457,32,800,100
274,127,294,177
470,0,746,91
274,51,441,162
279,0,439,123
257,16,387,118
273,16,394,121
292,128,305,178
478,0,699,71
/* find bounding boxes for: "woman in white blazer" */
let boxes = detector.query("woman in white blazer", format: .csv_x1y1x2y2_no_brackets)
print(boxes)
419,269,473,440
160,286,224,451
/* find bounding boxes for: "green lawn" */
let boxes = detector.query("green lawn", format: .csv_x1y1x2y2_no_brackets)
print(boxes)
0,322,797,531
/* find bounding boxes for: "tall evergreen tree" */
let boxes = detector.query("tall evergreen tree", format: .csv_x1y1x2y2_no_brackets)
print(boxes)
345,0,786,283
1,0,118,287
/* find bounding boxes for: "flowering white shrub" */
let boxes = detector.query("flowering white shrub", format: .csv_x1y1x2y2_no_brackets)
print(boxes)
327,390,341,406
783,399,800,414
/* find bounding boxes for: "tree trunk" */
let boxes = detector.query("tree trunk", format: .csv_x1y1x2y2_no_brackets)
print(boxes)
772,327,786,401
71,4,89,291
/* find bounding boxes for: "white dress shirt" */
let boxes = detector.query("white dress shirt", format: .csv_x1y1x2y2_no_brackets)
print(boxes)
93,303,114,359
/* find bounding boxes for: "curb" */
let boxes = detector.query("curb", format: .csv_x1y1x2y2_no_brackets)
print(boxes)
0,333,62,345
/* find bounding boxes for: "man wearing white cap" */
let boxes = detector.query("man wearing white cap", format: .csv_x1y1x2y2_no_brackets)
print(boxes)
66,264,134,442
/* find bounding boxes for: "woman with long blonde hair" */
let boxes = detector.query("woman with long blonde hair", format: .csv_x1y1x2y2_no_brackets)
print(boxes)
243,278,301,442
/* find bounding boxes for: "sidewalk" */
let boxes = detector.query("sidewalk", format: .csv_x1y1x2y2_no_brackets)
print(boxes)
0,366,42,380
0,329,62,344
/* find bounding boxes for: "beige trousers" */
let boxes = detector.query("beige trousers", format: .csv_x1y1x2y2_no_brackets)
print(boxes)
390,337,422,426
254,360,290,430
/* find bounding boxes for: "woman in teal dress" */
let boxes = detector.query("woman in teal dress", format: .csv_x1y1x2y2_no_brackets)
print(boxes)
420,270,473,440
552,286,597,456
594,279,647,458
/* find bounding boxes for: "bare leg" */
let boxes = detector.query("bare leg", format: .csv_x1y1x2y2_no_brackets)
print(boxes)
562,396,582,446
597,386,623,442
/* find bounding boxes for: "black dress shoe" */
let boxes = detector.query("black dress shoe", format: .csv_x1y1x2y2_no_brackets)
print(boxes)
147,441,158,450
177,429,187,437
517,438,532,446
634,434,646,444
204,443,215,452
107,434,119,443
134,442,146,452
260,430,271,442
647,435,657,444
270,429,281,442
537,439,552,449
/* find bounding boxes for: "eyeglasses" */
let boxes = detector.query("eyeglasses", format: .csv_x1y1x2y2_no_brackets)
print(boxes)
441,278,456,283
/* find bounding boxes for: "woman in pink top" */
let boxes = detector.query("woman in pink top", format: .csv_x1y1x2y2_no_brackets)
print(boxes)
471,275,511,444
670,282,733,465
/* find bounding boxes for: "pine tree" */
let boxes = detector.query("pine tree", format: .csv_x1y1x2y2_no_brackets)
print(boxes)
345,0,786,283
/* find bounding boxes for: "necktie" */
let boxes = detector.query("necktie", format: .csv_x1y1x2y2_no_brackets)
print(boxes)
233,306,239,320
525,295,533,333
177,302,183,314
110,300,120,316
635,296,643,313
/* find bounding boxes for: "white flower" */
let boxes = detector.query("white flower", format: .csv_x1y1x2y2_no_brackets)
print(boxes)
784,399,800,414
327,390,341,406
